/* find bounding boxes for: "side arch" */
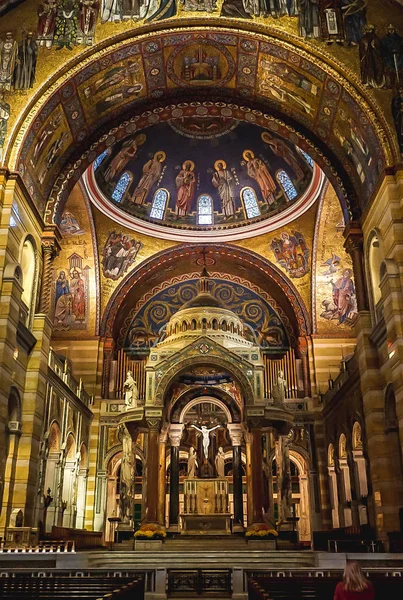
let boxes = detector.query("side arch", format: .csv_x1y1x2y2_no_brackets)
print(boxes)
100,243,311,339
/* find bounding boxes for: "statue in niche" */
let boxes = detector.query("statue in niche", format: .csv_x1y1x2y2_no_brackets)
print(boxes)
215,447,225,477
187,446,198,478
191,424,221,459
123,371,138,409
272,370,287,405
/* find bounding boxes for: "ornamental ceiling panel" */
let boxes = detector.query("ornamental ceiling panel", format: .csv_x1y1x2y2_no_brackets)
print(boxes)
10,24,392,225
84,120,319,241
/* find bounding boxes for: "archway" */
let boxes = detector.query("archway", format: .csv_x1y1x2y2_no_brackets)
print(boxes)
20,237,37,325
7,21,395,229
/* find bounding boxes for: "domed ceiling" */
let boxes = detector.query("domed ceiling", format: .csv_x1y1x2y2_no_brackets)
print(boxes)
84,119,325,241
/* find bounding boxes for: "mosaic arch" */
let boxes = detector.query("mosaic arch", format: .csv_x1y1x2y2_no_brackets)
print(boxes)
117,272,297,349
100,243,311,340
10,21,395,225
119,276,291,352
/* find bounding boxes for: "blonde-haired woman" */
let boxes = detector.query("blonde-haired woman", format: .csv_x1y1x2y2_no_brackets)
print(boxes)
334,561,375,600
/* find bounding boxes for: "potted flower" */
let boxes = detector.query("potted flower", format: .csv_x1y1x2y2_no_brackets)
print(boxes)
134,524,166,551
245,524,278,550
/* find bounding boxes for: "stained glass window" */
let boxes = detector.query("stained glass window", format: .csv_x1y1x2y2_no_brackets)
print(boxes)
197,195,213,225
241,187,260,219
276,170,298,201
9,201,21,227
112,172,132,203
298,148,314,168
150,188,169,220
93,149,110,171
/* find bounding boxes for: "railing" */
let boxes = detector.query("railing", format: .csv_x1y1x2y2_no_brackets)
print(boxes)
0,540,75,553
322,353,358,406
48,348,92,407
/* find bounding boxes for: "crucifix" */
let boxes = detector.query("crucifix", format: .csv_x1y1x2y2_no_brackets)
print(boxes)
191,424,221,459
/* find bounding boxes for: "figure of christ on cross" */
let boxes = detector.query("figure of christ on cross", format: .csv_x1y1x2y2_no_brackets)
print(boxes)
191,424,221,460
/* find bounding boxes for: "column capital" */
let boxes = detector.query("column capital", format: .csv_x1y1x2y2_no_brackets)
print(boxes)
168,424,184,447
343,222,364,257
227,424,243,446
41,225,62,258
146,418,162,432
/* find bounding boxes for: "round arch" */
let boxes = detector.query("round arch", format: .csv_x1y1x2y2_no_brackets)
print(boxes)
155,355,255,406
179,396,233,424
8,21,395,225
19,235,37,322
7,387,22,424
101,243,311,340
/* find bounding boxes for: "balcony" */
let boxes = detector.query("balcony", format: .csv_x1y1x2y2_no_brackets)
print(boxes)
48,348,92,407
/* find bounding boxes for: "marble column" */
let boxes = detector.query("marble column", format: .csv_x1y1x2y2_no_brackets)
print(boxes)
144,419,161,524
119,424,136,525
168,424,184,528
248,425,265,525
275,435,292,527
344,222,369,312
158,427,168,527
228,424,244,530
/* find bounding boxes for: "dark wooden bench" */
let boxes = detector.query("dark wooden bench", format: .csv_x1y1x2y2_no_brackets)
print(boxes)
0,574,144,600
248,574,403,600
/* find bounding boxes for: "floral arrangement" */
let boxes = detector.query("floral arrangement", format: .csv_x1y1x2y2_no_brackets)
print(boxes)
246,524,278,539
134,524,167,540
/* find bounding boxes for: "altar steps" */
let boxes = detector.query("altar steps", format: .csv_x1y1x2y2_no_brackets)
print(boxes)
87,549,317,569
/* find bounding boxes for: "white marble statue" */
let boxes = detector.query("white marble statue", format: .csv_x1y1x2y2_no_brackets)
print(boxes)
187,446,198,478
272,369,287,405
215,446,225,477
191,424,220,459
123,370,138,409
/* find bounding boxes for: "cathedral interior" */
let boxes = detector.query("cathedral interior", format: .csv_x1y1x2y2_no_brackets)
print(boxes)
1,0,403,598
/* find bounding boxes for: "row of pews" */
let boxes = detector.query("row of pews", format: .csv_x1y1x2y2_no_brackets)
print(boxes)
0,572,145,600
247,571,403,600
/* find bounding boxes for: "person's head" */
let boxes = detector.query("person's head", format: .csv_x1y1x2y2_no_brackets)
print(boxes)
59,271,65,280
343,561,369,592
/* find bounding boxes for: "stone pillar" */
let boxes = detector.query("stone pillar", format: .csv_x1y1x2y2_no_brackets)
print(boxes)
275,435,293,527
144,418,161,524
158,427,168,527
344,222,369,312
228,424,244,531
0,422,22,533
38,226,61,315
168,424,183,529
248,424,265,525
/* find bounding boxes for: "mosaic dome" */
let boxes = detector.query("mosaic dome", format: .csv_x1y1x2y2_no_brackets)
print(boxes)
84,119,324,242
